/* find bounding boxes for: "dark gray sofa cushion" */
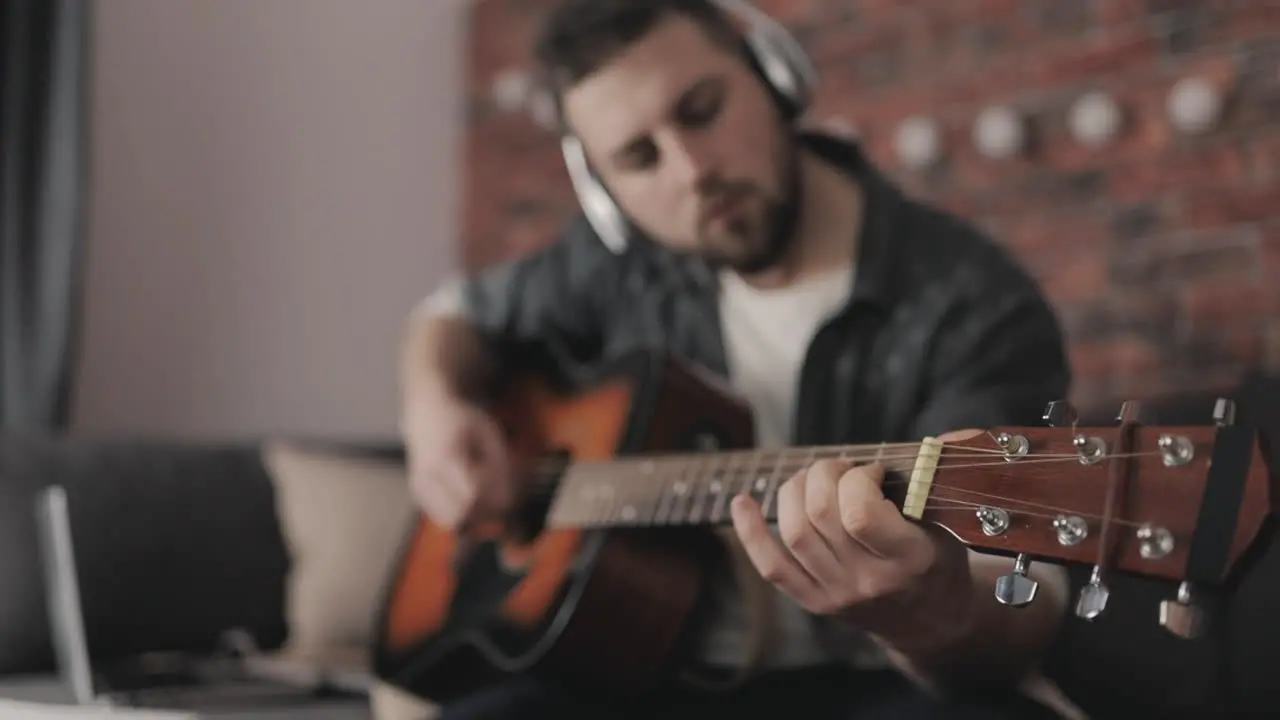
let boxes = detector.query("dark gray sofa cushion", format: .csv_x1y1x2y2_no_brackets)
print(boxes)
0,434,290,675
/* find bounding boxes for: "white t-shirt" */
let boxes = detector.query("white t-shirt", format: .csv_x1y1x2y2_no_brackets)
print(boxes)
692,266,900,669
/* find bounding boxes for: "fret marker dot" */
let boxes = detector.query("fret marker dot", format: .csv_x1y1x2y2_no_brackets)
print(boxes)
754,477,768,492
710,481,723,493
621,505,637,521
674,482,688,495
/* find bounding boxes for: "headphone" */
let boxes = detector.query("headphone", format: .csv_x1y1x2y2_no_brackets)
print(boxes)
559,0,819,254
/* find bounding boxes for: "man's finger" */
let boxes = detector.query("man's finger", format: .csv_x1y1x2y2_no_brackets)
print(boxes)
805,462,875,568
730,494,825,607
837,465,922,560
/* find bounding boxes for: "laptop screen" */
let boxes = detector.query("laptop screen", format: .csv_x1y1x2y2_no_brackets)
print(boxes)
34,485,99,706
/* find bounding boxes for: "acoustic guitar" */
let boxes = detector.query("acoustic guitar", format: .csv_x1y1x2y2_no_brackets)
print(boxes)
370,348,1274,703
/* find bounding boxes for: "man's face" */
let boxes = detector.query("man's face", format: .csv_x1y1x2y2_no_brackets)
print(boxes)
561,14,795,272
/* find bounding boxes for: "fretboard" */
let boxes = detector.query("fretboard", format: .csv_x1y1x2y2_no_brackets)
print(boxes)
545,442,924,529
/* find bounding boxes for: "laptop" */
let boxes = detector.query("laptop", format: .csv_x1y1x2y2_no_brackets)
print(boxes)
34,486,368,712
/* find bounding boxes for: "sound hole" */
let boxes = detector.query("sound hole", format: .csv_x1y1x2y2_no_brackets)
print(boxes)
513,448,572,543
680,425,728,452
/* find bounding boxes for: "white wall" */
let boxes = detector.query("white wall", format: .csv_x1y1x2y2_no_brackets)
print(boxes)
72,0,466,439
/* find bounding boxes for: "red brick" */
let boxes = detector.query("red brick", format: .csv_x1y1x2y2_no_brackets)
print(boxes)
1179,282,1272,332
1069,342,1118,380
1093,0,1148,27
1111,336,1166,376
1029,253,1109,304
1207,3,1280,47
751,0,827,27
996,211,1110,258
1179,323,1268,370
1180,186,1280,229
467,0,543,90
1245,135,1280,186
1110,226,1263,286
1023,26,1159,87
1108,141,1247,205
1105,337,1169,401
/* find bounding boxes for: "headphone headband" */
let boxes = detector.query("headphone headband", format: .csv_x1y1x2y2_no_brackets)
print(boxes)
560,0,817,254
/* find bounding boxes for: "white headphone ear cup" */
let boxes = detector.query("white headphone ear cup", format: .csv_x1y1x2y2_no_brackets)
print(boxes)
561,135,630,253
715,0,817,114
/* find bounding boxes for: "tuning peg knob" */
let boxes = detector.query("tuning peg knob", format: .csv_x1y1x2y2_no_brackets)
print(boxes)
1160,581,1205,639
1042,400,1078,428
1075,566,1110,620
995,553,1039,607
1214,398,1237,427
1116,400,1143,425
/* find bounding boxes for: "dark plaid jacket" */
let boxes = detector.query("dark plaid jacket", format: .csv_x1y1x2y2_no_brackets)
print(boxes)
458,133,1071,447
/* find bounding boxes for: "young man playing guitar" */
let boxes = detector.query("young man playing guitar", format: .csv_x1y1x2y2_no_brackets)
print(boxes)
400,1,1078,717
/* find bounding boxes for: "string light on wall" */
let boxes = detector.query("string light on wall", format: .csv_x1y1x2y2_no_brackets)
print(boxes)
893,115,944,170
490,67,559,131
491,68,532,113
1167,76,1225,134
972,104,1026,160
527,89,560,131
1068,90,1124,148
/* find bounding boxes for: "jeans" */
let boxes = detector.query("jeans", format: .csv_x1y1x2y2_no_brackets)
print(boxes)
435,665,1063,720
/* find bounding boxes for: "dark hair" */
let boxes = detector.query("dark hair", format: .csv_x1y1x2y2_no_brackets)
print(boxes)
533,0,744,97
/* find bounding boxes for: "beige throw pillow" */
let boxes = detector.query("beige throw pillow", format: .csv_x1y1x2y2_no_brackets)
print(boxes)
262,441,416,668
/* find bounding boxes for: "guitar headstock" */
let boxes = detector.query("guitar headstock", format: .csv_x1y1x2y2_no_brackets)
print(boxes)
921,398,1273,638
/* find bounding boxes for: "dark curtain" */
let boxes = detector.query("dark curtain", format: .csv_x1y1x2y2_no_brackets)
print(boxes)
0,0,88,430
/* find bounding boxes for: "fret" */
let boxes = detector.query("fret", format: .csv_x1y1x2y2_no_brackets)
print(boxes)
670,467,696,525
760,449,785,522
742,451,769,511
687,456,720,524
709,452,738,523
635,459,661,525
653,465,679,526
592,472,616,527
615,461,641,526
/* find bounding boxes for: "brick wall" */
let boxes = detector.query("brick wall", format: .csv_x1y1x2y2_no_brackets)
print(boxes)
461,0,1280,413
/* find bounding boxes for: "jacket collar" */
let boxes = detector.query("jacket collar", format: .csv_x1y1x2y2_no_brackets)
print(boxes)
796,132,907,314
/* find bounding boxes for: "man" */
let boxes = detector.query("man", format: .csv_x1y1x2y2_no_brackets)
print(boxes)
400,1,1077,718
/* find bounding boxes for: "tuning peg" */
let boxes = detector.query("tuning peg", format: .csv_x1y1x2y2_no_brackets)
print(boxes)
994,554,1039,607
1160,581,1205,639
1116,400,1143,425
1042,400,1078,428
1075,566,1110,620
1214,398,1236,427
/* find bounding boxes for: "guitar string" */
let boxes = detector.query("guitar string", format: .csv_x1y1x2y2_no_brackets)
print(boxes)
526,450,1166,493
574,495,1158,531
897,495,1153,529
522,441,1069,473
522,449,1113,485
538,450,1170,527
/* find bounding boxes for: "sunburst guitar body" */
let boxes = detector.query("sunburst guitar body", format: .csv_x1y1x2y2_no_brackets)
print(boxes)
371,350,752,703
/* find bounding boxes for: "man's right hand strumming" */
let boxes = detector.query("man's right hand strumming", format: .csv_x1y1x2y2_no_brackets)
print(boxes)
401,315,516,533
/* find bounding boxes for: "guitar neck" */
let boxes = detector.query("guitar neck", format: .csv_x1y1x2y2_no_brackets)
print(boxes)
545,441,927,529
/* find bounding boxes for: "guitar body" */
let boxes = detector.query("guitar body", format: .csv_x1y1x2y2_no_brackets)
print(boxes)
371,349,755,703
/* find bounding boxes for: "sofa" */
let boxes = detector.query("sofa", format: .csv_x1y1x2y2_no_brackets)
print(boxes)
0,373,1276,719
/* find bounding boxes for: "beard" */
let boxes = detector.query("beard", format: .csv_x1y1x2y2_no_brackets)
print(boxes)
695,141,803,275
